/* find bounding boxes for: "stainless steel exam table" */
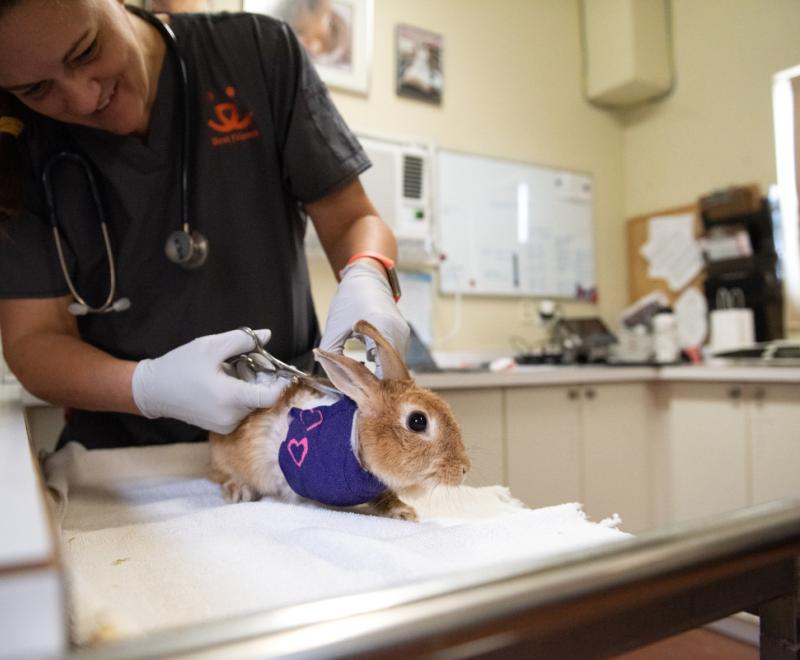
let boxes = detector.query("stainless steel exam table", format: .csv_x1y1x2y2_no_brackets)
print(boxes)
63,498,800,660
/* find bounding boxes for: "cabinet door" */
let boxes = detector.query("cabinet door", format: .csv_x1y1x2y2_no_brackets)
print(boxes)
434,389,505,487
581,383,652,532
506,386,581,508
750,384,800,504
666,382,749,523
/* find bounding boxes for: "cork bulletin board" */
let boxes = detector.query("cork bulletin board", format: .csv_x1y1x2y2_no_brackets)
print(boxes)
626,203,704,304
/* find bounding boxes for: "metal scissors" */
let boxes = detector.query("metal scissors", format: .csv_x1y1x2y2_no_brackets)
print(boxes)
232,327,341,398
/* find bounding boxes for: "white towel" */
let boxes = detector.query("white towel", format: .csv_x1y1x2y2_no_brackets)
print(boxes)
43,442,629,647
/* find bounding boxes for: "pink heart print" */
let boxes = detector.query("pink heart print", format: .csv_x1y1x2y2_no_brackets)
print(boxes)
300,408,323,431
287,437,308,467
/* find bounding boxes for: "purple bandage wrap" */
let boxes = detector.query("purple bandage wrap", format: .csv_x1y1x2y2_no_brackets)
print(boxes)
279,397,387,506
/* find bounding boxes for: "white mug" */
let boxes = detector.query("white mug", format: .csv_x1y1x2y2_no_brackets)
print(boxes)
710,308,755,353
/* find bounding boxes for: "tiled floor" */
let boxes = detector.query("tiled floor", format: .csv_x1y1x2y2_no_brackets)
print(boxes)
615,629,757,659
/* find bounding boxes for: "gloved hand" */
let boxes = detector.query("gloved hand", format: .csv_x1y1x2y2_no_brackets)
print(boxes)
319,260,410,377
132,328,289,434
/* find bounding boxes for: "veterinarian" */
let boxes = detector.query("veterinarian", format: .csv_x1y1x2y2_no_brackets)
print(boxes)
0,0,409,449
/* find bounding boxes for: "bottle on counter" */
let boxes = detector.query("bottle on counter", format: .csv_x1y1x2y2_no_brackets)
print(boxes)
653,306,680,364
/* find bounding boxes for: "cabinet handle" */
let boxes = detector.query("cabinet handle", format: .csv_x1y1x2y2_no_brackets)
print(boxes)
753,388,766,401
728,387,742,400
567,389,580,401
584,388,596,400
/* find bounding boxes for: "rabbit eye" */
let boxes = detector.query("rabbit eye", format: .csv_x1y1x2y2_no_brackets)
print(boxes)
406,411,428,433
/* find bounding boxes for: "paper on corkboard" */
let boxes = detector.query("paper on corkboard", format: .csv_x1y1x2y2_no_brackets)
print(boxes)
626,203,705,305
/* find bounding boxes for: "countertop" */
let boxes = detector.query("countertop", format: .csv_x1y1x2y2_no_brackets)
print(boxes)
414,364,800,390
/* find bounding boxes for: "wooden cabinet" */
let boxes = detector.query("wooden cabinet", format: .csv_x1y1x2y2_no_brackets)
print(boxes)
664,382,800,524
749,384,800,504
581,383,652,531
506,386,582,509
435,388,505,487
428,373,800,534
506,383,653,532
664,383,749,523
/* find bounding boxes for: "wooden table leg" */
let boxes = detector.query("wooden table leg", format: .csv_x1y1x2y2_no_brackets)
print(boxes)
760,559,800,659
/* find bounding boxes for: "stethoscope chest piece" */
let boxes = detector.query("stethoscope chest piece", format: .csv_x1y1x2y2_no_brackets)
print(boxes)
165,229,208,269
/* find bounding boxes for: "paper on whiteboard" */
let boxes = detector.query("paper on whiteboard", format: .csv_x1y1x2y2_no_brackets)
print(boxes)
640,213,703,291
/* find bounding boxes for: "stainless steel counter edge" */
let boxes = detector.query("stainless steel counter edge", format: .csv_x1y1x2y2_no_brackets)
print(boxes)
415,365,800,389
11,364,800,407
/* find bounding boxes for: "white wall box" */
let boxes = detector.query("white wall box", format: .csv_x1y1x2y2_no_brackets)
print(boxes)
358,134,436,268
580,0,673,107
304,133,436,267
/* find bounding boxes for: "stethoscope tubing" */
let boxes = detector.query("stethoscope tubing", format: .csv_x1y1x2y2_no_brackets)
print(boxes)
43,152,119,314
157,18,192,235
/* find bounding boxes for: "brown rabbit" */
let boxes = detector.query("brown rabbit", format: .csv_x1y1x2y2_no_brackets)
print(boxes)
208,320,471,520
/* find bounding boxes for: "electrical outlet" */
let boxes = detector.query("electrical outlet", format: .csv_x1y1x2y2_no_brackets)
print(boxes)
519,299,538,325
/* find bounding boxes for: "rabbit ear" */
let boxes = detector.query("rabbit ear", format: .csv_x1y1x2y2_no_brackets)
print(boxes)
313,348,380,408
353,319,410,381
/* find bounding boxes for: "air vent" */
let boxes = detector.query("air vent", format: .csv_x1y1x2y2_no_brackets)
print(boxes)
402,155,424,200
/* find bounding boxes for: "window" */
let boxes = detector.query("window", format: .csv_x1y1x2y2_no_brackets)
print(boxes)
773,65,800,333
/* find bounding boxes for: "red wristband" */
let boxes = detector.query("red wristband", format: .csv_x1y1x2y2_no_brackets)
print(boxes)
345,251,402,302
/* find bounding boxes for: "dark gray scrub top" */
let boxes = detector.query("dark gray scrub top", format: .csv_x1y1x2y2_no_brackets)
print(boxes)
0,12,370,448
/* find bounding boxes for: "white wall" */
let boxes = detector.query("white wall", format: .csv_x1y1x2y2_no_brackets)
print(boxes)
623,0,800,216
316,0,627,351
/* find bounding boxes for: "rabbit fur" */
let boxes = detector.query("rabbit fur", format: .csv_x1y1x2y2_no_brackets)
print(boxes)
209,320,471,520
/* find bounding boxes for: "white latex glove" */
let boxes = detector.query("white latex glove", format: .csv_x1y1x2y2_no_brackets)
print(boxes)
319,260,410,376
132,329,289,434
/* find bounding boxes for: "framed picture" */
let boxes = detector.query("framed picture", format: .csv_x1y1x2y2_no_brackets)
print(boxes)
395,24,443,105
146,0,240,10
244,0,373,94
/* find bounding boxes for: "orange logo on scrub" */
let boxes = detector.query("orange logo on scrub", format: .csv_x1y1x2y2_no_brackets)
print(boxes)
206,86,260,147
208,86,252,132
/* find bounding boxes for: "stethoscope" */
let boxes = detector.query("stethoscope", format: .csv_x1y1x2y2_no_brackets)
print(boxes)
41,7,208,316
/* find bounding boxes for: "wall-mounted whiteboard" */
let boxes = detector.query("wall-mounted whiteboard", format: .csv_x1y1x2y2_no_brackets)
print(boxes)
437,149,596,300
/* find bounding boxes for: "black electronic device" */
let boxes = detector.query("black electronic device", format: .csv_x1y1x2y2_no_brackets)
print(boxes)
404,325,441,373
404,325,490,373
700,188,784,341
513,316,617,365
712,341,800,366
560,316,617,363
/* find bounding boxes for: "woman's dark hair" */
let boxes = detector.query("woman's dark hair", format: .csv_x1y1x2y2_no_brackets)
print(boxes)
0,1,27,224
0,92,25,225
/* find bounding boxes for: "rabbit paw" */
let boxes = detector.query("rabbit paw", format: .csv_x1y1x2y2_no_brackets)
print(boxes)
389,503,418,521
373,491,418,521
223,479,260,503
